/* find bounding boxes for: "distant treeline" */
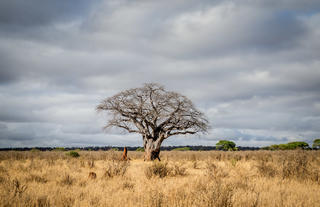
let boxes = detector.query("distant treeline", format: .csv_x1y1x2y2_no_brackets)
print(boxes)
0,145,260,151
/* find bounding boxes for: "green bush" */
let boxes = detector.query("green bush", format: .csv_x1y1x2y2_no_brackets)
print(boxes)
171,163,187,176
66,151,80,158
30,148,40,152
287,142,309,149
268,142,309,150
104,161,129,178
261,146,270,150
59,174,74,186
53,147,66,151
172,147,191,151
145,162,171,179
312,139,320,149
136,147,145,152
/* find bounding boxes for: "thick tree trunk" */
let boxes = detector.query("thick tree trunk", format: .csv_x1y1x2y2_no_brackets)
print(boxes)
143,136,162,161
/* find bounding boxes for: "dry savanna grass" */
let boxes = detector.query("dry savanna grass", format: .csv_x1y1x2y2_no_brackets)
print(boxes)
0,150,319,207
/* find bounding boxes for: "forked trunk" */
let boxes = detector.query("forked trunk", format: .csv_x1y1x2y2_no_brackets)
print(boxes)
143,136,162,161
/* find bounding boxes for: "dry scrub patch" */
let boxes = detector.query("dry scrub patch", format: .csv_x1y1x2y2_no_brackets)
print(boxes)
0,150,319,206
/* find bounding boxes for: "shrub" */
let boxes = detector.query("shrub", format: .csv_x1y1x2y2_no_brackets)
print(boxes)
171,162,187,176
210,182,234,207
136,147,145,152
122,180,135,190
66,151,80,158
268,142,309,150
207,181,234,207
145,162,171,179
104,161,129,178
59,174,74,186
172,147,191,151
36,196,50,207
192,178,234,207
30,148,40,152
205,160,229,178
26,174,48,183
312,139,320,149
53,147,66,151
13,179,28,196
287,142,309,149
261,146,270,150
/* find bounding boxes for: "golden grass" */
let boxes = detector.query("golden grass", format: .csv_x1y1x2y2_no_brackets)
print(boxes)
0,150,319,207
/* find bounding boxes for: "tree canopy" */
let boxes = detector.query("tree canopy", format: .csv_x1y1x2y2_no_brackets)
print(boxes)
216,140,236,151
313,139,320,149
267,141,309,150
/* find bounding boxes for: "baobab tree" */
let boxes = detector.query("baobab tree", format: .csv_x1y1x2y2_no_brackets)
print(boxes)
96,83,209,161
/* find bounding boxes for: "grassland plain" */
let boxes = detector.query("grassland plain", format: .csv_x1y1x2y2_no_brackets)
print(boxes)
0,150,319,207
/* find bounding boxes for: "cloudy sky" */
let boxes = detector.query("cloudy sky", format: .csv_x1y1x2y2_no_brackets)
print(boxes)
1,0,320,148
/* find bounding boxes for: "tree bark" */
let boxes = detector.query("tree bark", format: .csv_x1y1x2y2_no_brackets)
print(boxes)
143,136,162,161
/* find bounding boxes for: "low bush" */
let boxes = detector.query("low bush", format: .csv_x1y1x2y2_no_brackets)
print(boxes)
145,162,171,179
104,161,129,178
11,179,28,196
59,174,74,186
268,142,309,150
172,147,191,151
25,174,48,183
30,148,40,152
66,151,80,158
171,162,187,176
52,147,66,151
136,147,145,152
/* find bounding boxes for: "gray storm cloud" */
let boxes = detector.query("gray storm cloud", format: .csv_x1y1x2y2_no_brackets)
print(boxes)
0,0,320,147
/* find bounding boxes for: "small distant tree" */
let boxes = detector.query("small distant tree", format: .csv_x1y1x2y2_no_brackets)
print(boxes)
287,142,309,150
66,151,80,158
261,146,270,150
279,144,289,150
313,139,320,149
269,144,279,150
268,142,309,150
216,140,236,151
97,83,209,161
